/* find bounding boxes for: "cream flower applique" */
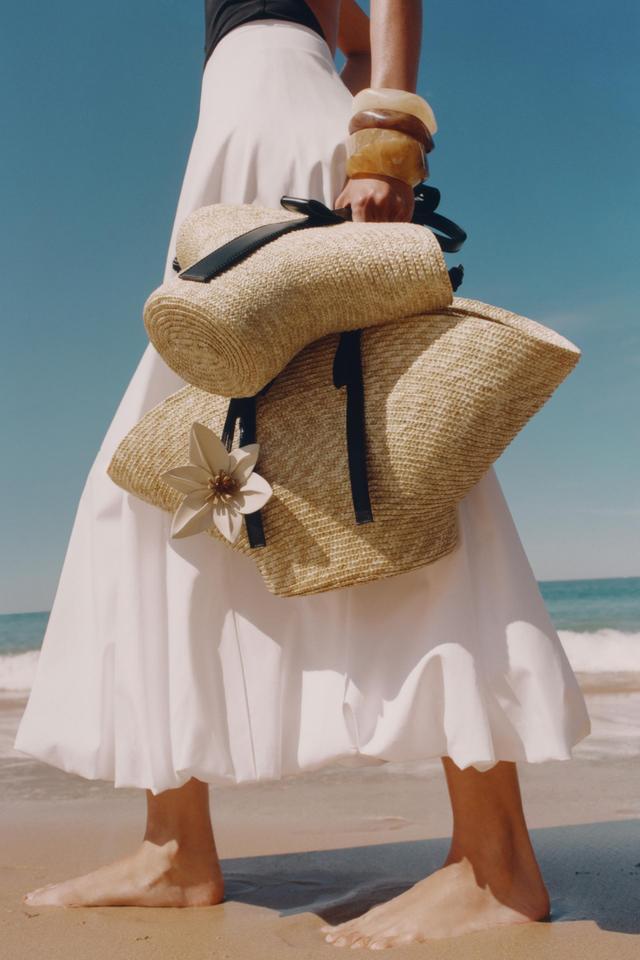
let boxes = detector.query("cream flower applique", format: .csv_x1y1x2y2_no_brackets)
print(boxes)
160,421,272,543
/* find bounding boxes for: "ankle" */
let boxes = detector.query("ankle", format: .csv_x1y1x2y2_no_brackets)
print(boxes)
139,837,223,890
445,821,537,875
143,780,215,857
142,830,218,864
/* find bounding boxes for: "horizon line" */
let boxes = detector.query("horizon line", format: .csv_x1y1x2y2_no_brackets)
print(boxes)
1,574,639,618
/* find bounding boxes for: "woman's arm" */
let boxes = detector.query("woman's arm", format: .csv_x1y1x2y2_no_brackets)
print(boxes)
334,0,424,221
337,0,371,95
370,0,422,90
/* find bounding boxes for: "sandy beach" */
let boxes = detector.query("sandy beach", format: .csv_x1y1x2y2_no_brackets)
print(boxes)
1,675,639,960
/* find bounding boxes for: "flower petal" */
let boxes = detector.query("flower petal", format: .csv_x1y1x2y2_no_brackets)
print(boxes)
212,501,243,543
228,443,260,485
233,471,273,514
160,464,211,495
170,491,214,539
189,422,230,475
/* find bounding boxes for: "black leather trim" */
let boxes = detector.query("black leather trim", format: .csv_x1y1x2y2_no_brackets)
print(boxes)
172,184,467,274
179,217,315,283
178,197,348,283
411,184,468,252
332,329,373,524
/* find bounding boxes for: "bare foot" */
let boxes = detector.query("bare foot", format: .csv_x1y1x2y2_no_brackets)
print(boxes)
320,851,550,949
22,838,224,908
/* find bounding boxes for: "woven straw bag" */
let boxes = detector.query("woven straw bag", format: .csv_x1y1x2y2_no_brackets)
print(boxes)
108,290,581,597
143,199,455,397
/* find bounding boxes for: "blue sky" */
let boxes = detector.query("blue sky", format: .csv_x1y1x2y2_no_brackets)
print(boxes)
1,0,638,613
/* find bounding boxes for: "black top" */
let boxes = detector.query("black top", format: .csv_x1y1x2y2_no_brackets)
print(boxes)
204,0,327,67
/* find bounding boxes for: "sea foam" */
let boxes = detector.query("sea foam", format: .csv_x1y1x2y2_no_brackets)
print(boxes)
0,650,40,692
1,630,639,693
557,629,640,673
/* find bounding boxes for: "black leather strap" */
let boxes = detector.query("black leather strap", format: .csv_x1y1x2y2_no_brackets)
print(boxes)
178,196,348,283
220,396,267,547
332,329,373,524
411,184,468,252
448,264,464,291
171,183,467,273
220,377,276,549
178,219,311,283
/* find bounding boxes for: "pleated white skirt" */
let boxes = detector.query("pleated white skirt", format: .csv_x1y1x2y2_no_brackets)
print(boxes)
14,20,591,795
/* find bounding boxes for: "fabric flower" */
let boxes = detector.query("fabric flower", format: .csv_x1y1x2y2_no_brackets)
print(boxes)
160,421,272,543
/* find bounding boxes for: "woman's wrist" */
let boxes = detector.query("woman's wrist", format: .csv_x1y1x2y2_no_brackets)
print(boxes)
344,87,436,187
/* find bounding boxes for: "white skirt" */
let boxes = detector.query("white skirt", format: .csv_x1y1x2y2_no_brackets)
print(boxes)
14,20,591,795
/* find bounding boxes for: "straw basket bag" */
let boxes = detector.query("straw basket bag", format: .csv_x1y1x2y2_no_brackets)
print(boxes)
107,189,581,596
143,195,456,397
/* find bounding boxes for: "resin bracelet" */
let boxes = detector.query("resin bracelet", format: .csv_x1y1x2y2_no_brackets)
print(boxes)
349,108,434,154
345,127,427,187
351,87,437,136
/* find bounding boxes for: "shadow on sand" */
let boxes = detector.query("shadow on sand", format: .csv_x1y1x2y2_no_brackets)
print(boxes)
221,818,640,935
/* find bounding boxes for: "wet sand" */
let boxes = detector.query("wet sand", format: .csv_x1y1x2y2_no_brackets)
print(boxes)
1,684,639,958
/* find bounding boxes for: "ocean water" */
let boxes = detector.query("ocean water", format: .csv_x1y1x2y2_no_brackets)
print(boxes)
0,578,638,693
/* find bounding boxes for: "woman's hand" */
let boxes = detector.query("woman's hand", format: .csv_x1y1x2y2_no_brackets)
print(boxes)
334,173,415,222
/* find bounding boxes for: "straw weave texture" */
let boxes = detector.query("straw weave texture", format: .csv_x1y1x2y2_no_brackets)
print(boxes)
109,297,581,597
143,203,454,397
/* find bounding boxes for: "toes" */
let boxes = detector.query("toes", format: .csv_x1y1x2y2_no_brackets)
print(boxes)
345,931,370,948
326,931,363,948
23,889,44,904
24,889,52,907
369,939,391,951
24,884,48,901
349,937,368,948
324,923,355,943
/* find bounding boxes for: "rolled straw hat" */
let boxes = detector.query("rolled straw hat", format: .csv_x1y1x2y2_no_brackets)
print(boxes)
108,297,581,598
143,203,454,397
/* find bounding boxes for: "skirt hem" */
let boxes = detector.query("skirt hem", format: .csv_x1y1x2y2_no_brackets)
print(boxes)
13,721,592,797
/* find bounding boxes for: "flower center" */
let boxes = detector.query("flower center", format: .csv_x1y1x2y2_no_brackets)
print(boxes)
207,470,239,501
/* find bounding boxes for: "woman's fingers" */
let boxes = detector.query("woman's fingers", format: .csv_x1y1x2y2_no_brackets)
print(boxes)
351,185,392,222
334,175,415,222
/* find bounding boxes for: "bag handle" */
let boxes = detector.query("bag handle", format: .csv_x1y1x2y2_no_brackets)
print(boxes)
176,197,347,282
172,182,467,279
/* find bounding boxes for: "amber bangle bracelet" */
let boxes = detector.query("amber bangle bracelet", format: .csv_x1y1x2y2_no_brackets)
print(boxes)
351,87,438,136
349,108,434,154
345,128,428,187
